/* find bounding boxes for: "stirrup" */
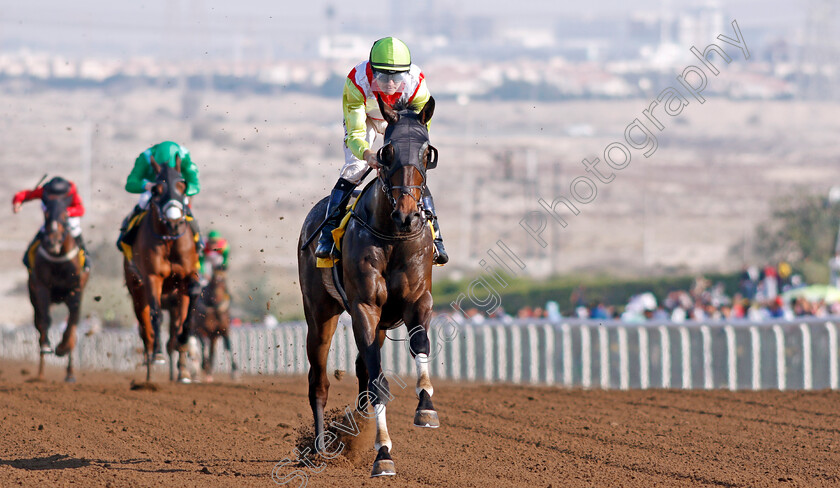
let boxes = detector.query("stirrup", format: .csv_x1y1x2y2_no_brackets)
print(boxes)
315,241,340,259
315,237,335,259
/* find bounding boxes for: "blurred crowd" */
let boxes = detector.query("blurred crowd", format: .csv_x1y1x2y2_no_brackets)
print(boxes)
452,263,840,324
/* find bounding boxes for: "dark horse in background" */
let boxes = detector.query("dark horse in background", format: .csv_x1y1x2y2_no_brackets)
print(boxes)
124,157,201,383
298,96,441,477
194,265,237,381
29,189,90,382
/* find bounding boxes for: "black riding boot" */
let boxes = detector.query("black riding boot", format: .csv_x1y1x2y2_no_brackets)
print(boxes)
422,193,449,265
75,234,91,271
116,205,142,251
315,178,355,259
22,231,42,270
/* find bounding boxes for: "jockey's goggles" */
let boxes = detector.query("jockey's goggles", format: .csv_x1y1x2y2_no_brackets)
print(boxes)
372,69,409,87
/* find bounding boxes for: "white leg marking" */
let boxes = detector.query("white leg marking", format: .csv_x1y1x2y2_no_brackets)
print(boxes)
373,404,392,451
415,353,434,397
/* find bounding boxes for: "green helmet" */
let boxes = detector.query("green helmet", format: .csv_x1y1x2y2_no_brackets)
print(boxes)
150,141,187,166
208,230,221,239
369,37,411,73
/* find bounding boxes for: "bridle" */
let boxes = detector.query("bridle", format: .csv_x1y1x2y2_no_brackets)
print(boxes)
377,153,427,209
150,170,188,241
375,117,438,211
41,195,72,257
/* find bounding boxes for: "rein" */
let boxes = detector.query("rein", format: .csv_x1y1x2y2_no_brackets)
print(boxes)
350,210,429,241
37,245,79,262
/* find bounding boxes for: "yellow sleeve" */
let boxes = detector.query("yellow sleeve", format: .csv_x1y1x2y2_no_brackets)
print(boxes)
343,78,369,160
409,78,432,131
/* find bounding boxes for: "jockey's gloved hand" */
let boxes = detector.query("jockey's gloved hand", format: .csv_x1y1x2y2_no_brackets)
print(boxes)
363,150,381,169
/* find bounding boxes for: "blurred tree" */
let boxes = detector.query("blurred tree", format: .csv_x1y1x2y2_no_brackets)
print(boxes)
753,191,840,282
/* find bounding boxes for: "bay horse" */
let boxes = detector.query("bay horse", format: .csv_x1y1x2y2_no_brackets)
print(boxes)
29,191,90,382
298,96,440,477
123,157,201,383
195,266,237,381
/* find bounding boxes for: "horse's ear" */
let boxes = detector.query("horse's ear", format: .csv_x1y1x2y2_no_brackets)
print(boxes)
419,96,435,125
149,155,161,174
378,143,395,167
175,154,181,173
376,94,399,125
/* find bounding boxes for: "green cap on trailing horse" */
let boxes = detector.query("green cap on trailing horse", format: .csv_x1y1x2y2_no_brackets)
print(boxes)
369,37,411,73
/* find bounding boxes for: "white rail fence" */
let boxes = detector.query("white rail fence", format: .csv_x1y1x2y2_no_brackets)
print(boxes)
2,318,838,390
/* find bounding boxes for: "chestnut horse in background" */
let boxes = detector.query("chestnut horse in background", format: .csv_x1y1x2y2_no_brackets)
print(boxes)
29,192,90,382
195,266,237,381
124,157,201,383
298,96,441,477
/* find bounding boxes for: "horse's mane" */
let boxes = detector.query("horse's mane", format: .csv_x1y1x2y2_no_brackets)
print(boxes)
391,100,422,118
391,100,410,112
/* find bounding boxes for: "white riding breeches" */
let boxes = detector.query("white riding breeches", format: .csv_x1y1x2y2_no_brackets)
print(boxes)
138,191,152,209
68,217,82,237
341,117,386,184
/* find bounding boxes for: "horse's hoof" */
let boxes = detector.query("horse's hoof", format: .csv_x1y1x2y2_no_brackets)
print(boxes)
204,375,214,383
40,345,53,354
178,377,192,384
370,460,396,477
65,376,76,383
413,409,440,428
153,354,166,364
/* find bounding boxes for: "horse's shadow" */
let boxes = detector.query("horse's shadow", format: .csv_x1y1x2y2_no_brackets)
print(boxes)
0,454,274,476
0,454,91,470
0,455,191,474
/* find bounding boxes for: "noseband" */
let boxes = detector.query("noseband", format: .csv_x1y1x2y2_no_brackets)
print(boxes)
378,159,427,209
151,178,188,240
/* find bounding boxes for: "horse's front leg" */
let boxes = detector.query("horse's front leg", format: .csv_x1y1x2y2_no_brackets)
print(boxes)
351,303,395,477
56,290,81,357
205,333,217,379
29,281,52,380
177,273,201,346
56,290,83,383
126,273,153,381
144,275,166,365
223,325,238,379
173,292,193,383
304,304,340,452
406,291,439,428
30,283,52,353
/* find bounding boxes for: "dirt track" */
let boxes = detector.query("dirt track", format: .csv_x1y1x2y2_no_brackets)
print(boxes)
1,358,840,487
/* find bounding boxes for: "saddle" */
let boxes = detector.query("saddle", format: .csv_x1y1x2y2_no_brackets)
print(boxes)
316,182,437,269
316,188,364,269
119,210,200,272
119,210,148,261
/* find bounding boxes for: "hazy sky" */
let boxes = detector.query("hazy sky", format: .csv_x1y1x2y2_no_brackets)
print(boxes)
0,0,806,59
